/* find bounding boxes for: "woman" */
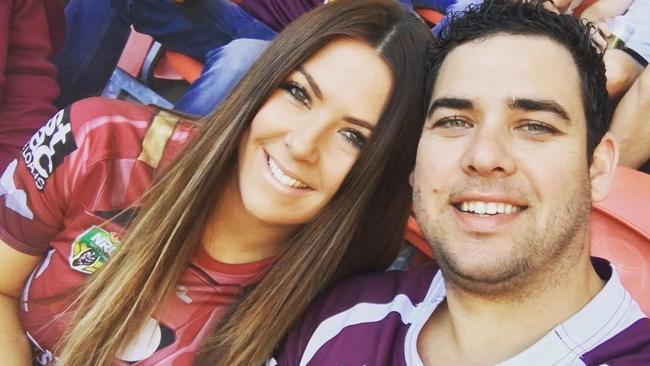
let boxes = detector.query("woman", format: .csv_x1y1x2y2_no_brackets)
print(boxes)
0,0,434,365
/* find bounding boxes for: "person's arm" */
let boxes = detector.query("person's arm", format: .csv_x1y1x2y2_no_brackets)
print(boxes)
0,107,76,364
0,0,12,98
0,3,39,363
0,0,59,169
580,0,635,22
609,66,650,168
0,240,41,365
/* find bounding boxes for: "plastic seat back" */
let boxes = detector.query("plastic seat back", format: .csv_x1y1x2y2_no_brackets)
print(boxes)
590,167,650,315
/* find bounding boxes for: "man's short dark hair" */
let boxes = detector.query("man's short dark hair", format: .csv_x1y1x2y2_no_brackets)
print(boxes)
428,0,608,162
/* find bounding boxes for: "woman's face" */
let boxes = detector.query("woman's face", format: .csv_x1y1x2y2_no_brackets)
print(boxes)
237,37,393,226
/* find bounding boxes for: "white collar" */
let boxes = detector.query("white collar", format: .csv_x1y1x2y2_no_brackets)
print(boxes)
407,259,646,366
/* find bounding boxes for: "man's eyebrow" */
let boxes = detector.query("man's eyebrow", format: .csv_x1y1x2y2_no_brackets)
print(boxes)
296,66,323,100
343,116,374,130
428,97,474,117
509,98,571,122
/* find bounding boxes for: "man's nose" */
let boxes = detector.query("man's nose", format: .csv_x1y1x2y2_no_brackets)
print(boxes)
460,125,516,177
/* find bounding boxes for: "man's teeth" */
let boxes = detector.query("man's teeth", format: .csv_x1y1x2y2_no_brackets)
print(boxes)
459,201,523,215
268,158,309,189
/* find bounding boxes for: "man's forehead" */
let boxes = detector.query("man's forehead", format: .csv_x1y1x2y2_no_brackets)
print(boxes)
430,33,583,116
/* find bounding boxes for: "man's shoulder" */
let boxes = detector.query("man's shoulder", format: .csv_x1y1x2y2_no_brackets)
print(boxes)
582,317,650,365
272,265,442,365
305,263,442,331
313,264,440,310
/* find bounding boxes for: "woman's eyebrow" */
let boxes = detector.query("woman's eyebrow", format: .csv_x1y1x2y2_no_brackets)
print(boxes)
296,66,323,100
344,116,374,130
295,65,373,130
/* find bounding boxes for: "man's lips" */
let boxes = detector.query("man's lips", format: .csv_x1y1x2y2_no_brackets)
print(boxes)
453,200,526,216
448,194,528,232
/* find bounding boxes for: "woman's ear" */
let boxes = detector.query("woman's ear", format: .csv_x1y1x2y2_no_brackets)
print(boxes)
590,132,619,202
409,171,414,187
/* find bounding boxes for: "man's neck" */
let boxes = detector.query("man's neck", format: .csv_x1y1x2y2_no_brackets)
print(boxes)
417,256,605,366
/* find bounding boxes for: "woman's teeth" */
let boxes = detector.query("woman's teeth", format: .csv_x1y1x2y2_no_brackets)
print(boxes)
268,157,309,189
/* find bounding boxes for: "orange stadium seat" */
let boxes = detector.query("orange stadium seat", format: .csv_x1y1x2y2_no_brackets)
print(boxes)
590,167,650,315
154,50,202,84
415,7,444,26
102,28,202,108
572,0,598,17
102,29,176,108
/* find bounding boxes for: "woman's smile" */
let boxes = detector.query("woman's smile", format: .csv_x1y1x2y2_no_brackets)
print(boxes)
262,149,315,196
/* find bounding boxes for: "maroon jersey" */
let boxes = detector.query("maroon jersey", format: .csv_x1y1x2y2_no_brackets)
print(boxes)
0,97,272,365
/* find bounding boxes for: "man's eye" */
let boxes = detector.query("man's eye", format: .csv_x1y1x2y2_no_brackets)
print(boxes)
339,128,367,149
279,81,311,108
517,122,557,134
433,116,472,129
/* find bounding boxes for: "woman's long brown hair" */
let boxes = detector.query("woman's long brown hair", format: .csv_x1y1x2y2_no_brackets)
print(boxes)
55,0,434,365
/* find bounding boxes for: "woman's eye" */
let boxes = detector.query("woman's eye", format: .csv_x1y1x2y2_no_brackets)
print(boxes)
339,128,367,149
279,81,311,108
433,116,472,129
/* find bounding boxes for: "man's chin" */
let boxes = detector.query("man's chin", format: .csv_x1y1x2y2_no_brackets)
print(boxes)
437,253,535,297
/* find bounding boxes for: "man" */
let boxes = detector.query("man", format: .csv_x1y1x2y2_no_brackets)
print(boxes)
270,1,650,365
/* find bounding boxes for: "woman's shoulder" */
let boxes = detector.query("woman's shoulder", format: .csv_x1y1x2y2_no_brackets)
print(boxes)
70,97,158,117
61,97,198,165
0,98,198,255
67,97,196,138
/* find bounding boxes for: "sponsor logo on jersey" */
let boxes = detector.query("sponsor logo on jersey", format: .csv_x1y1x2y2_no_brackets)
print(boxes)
22,109,77,191
69,226,120,274
0,159,33,219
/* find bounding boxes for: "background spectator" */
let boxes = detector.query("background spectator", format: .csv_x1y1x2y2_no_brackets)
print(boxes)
0,0,61,171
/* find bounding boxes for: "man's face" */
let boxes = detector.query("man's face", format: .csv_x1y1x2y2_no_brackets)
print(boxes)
413,34,594,294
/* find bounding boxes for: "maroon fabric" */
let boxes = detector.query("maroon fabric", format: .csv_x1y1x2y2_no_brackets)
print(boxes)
0,0,60,172
42,0,65,51
238,0,323,32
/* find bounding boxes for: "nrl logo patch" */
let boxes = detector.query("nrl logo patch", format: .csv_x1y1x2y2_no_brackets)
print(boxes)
69,226,120,274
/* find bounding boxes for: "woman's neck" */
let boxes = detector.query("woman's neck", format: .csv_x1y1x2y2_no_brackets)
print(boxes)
200,173,294,264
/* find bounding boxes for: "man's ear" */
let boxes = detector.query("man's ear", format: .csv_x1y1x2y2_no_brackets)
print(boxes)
409,171,414,187
590,132,619,202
